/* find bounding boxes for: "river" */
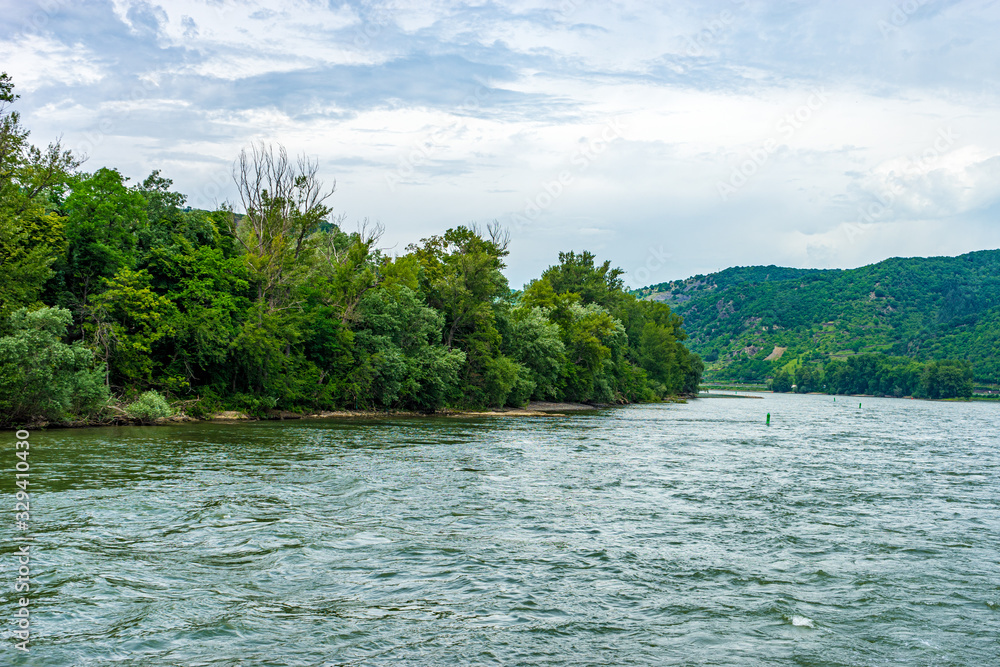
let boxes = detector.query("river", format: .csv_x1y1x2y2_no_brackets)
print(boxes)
3,393,999,665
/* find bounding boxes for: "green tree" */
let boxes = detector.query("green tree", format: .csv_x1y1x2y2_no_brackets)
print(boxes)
770,368,793,392
0,307,108,425
84,268,176,388
922,360,973,399
525,252,702,400
796,362,821,393
144,241,252,395
502,305,566,400
636,300,702,395
0,73,78,324
350,285,466,411
51,168,149,315
540,250,628,312
410,225,515,405
410,224,510,348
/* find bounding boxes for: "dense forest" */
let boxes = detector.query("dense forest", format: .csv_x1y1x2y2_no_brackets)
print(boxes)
636,253,1000,394
769,355,973,399
0,73,702,426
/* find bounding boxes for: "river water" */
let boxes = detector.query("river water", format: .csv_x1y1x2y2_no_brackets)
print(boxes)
3,393,999,665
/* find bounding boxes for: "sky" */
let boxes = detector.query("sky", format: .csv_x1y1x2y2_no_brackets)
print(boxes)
2,0,1000,288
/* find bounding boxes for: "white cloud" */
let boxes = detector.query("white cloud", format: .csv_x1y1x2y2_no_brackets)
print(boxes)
0,35,103,91
6,0,1000,285
862,145,1000,218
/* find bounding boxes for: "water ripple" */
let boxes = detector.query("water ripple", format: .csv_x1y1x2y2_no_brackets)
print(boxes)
2,394,999,665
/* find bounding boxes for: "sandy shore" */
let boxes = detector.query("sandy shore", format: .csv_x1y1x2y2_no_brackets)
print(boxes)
204,401,606,421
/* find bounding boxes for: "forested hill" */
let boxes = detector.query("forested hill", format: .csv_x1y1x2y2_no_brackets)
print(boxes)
635,250,1000,385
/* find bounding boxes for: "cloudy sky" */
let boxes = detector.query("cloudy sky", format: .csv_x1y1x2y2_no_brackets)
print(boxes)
3,0,1000,287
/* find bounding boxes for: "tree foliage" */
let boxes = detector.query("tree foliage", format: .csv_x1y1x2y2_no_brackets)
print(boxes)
638,252,1000,385
768,354,972,399
0,73,702,422
0,72,78,326
0,307,108,425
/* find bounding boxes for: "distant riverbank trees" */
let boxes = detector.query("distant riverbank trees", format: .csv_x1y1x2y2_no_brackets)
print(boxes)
769,354,973,399
0,73,702,426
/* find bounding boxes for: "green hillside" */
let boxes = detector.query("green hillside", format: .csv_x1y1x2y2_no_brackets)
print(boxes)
636,250,1000,385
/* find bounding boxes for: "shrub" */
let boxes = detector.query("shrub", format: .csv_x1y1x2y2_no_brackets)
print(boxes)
231,393,277,418
124,390,173,421
0,307,109,425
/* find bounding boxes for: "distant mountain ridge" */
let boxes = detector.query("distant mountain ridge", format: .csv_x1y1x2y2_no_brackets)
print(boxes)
635,250,1000,383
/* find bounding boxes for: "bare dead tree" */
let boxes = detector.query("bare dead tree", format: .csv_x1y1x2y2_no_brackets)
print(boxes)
486,220,510,253
230,142,337,311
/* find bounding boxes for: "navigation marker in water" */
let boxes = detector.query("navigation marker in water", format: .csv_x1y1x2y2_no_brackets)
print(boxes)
766,413,771,426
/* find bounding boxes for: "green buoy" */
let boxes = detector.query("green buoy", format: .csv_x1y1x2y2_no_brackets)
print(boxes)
766,413,771,426
859,402,862,408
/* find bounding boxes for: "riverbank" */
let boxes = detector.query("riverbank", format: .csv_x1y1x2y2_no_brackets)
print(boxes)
700,388,985,403
18,399,701,430
208,402,602,421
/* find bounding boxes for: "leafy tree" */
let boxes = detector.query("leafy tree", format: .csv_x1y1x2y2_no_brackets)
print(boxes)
501,305,566,400
559,301,625,402
50,168,149,316
350,285,465,411
410,225,510,348
84,268,176,388
527,252,702,401
770,368,793,392
795,362,821,393
636,300,702,395
410,225,516,405
0,73,78,325
0,307,108,425
921,360,973,399
144,242,251,394
541,250,628,313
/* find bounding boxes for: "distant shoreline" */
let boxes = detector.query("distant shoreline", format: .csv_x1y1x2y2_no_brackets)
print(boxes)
697,389,991,403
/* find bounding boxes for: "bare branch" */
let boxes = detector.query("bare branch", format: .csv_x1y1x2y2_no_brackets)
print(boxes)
230,141,339,311
487,220,510,252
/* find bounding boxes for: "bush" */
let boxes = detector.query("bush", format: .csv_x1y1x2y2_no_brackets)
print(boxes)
231,393,277,418
124,390,173,421
0,307,109,425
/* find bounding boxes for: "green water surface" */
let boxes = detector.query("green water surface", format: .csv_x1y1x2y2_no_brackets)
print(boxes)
2,393,999,665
